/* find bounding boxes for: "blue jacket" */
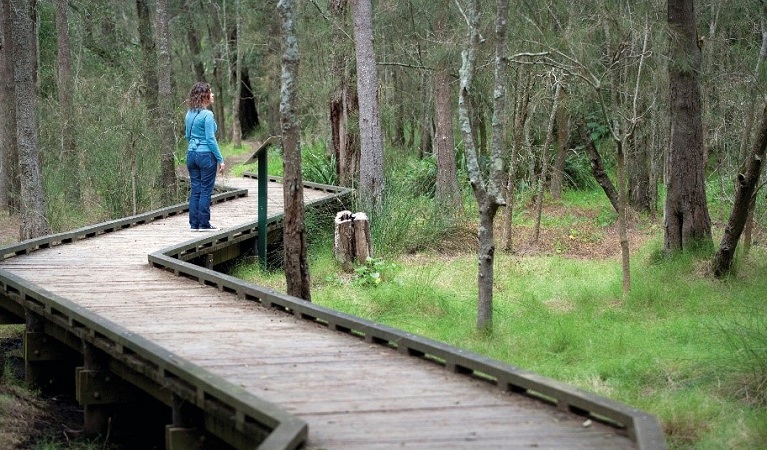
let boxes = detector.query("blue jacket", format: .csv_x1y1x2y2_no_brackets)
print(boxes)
185,108,224,164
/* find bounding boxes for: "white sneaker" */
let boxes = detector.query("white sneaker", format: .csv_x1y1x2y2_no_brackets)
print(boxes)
198,225,221,232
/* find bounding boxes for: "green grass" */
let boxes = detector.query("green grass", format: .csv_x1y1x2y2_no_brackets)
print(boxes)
231,186,767,450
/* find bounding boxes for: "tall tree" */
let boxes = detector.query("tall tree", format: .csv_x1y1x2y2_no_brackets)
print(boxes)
458,0,509,332
155,0,178,203
433,2,460,209
664,0,712,252
278,0,311,300
11,0,49,239
54,0,79,201
0,0,19,213
353,0,384,208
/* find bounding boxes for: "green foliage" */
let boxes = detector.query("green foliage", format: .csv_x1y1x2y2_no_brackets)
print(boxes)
563,150,599,190
396,156,437,198
302,141,338,186
351,257,398,287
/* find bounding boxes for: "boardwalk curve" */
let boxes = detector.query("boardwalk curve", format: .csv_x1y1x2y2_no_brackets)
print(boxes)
0,175,666,449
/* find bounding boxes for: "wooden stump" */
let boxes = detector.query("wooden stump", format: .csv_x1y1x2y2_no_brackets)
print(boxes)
334,211,354,271
353,212,371,263
334,211,372,271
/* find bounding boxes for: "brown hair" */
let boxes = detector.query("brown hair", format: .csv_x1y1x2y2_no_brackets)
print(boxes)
186,82,211,110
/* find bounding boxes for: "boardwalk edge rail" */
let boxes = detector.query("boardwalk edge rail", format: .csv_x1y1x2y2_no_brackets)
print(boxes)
0,176,666,449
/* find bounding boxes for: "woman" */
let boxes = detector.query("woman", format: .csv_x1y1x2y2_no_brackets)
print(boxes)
185,82,225,232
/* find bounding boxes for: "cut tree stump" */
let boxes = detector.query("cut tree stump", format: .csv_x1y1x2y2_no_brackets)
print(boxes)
334,211,372,272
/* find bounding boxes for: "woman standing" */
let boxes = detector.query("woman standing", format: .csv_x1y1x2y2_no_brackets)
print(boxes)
185,82,225,231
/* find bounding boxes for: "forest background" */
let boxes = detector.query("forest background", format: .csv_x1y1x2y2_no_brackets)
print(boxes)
0,0,767,449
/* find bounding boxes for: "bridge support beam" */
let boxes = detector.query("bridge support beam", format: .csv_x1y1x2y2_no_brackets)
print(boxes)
77,342,140,436
165,393,215,450
24,310,74,393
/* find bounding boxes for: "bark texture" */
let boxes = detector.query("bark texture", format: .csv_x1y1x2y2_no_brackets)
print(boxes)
0,0,19,212
11,0,50,239
353,0,384,208
664,0,712,252
433,4,460,208
156,0,178,203
279,0,311,301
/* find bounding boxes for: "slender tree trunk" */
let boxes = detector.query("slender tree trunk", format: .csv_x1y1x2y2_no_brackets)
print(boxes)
616,138,631,295
231,0,242,147
550,84,568,200
352,0,384,209
11,0,49,239
459,0,508,332
155,0,177,204
713,102,767,277
664,0,712,252
182,0,205,83
579,121,620,212
741,9,767,255
54,0,80,202
278,0,311,300
503,67,531,251
532,80,561,243
136,0,158,113
208,6,227,141
433,3,460,209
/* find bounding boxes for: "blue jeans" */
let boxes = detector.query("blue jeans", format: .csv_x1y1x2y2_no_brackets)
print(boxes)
187,151,218,229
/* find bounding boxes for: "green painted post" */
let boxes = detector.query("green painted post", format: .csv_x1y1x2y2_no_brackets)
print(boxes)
258,150,267,267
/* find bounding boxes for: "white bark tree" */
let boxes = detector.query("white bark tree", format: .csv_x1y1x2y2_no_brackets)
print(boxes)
457,0,509,332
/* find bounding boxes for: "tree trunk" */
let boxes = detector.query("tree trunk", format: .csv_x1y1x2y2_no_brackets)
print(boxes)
579,121,620,212
550,84,568,200
533,80,561,243
0,0,20,213
353,0,384,209
664,0,712,252
713,102,767,277
11,0,49,239
182,0,206,83
208,5,227,141
231,0,243,147
503,67,531,252
628,126,652,213
54,0,80,202
329,0,360,188
278,0,311,301
458,0,508,333
136,0,158,113
433,4,460,209
155,0,177,205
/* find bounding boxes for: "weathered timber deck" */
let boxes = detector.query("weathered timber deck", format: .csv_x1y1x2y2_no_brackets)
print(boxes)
0,175,663,449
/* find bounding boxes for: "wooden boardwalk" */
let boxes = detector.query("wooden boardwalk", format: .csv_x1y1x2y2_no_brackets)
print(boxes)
0,175,665,449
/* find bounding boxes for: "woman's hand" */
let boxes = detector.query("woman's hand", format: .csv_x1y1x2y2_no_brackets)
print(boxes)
219,162,225,174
